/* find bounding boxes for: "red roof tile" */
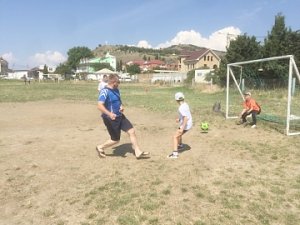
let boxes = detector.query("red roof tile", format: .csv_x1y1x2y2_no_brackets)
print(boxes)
184,49,209,61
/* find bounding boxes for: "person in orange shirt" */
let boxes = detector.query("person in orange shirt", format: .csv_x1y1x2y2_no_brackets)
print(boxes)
237,92,261,128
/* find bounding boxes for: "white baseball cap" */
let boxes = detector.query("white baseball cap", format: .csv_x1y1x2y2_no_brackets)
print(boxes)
175,92,184,100
244,92,251,96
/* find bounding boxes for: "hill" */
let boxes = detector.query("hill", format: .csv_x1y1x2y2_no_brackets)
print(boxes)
93,44,225,64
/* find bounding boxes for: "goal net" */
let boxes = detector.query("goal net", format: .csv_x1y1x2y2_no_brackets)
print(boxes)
225,55,300,136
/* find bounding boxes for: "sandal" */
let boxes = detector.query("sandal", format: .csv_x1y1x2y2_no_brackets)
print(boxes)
136,151,150,159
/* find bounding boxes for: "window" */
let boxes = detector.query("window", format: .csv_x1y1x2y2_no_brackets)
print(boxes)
207,56,210,61
211,56,213,61
204,56,206,61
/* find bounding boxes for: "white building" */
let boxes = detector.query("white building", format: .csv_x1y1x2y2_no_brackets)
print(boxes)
38,65,56,73
194,69,214,83
7,70,29,79
151,71,186,84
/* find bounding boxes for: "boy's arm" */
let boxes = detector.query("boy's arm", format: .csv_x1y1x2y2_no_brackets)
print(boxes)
247,107,254,113
240,106,253,118
179,116,188,131
240,101,251,117
240,108,247,118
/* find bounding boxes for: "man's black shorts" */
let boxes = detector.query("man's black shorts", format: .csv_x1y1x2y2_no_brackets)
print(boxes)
102,114,133,141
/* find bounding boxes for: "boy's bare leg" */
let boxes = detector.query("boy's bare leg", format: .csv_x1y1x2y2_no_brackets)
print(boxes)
173,130,183,151
167,130,183,158
178,136,182,145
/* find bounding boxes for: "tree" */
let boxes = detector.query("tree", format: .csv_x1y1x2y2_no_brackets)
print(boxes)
263,13,289,57
262,13,294,82
126,64,141,75
55,63,72,79
225,34,262,63
90,63,114,72
185,69,196,85
43,64,48,74
214,34,262,86
67,46,94,71
286,30,300,66
116,59,123,71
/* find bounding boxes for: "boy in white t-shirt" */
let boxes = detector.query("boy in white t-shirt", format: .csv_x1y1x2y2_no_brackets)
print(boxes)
168,92,193,159
98,74,108,93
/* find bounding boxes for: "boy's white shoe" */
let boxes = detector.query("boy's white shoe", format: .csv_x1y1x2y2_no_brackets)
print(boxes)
168,152,179,158
251,124,256,128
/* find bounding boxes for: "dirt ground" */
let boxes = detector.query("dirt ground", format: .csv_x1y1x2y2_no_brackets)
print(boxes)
0,100,299,225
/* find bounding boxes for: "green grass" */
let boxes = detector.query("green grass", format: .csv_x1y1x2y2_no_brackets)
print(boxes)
0,80,99,102
0,79,226,119
2,80,299,127
2,79,298,116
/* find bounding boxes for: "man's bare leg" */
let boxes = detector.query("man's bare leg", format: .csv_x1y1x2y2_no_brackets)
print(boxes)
96,140,119,157
127,128,149,157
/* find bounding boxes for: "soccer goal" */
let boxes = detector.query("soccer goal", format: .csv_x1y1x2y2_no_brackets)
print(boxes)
225,55,300,136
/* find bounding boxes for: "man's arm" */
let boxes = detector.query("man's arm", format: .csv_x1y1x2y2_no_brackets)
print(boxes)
97,102,116,120
119,104,124,113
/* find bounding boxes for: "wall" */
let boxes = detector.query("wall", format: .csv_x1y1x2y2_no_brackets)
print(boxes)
194,69,214,83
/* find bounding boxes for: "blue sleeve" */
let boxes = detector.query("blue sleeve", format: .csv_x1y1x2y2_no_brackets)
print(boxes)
98,88,108,102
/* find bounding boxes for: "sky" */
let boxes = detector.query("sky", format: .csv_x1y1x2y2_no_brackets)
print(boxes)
1,0,300,69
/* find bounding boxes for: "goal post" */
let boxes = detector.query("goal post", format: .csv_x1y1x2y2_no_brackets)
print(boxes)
226,55,300,136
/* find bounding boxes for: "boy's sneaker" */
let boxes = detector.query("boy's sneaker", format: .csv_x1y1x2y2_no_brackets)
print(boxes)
251,124,256,129
167,152,179,159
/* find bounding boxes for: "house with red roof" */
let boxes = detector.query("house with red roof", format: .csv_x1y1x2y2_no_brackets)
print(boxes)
178,48,221,72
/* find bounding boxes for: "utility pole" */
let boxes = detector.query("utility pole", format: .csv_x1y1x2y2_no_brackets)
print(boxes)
218,32,238,48
226,33,237,48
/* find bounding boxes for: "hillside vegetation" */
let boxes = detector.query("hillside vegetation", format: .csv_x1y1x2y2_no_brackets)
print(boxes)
93,44,225,64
